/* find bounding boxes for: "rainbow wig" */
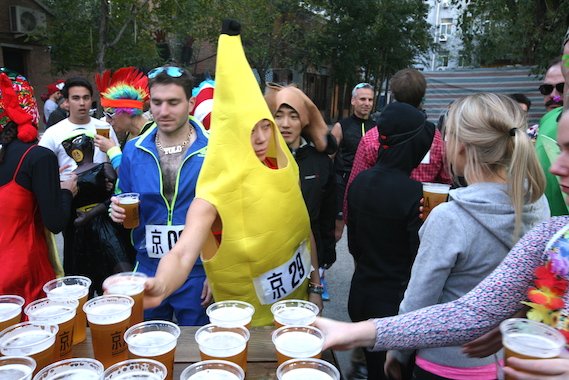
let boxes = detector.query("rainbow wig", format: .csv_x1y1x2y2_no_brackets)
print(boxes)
96,67,149,117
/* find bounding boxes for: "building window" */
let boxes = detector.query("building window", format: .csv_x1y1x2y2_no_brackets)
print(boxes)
437,50,449,67
439,18,453,41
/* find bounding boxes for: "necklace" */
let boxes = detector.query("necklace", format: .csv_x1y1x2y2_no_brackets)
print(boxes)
156,126,193,155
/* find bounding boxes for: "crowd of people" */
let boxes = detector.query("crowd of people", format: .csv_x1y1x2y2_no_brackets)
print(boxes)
1,19,569,380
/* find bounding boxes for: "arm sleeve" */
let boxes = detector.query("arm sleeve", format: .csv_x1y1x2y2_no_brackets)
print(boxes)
116,145,132,193
107,146,122,171
371,216,568,352
318,158,338,267
31,149,73,233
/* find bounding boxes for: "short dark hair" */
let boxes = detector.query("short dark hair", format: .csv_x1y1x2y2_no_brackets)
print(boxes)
61,77,93,98
389,68,426,108
509,93,531,111
148,68,194,100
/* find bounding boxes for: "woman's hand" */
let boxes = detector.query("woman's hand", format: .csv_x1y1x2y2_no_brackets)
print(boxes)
314,317,376,351
503,356,569,380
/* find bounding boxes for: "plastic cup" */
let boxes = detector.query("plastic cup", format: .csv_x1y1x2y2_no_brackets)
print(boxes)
0,322,58,375
83,295,134,369
0,356,36,380
271,300,319,327
96,127,111,139
32,358,104,380
206,301,255,328
0,295,25,332
180,360,245,380
272,325,325,365
116,193,140,229
124,321,180,380
25,298,78,361
500,318,565,379
422,182,451,219
103,272,147,327
195,324,249,372
103,359,166,380
277,358,340,380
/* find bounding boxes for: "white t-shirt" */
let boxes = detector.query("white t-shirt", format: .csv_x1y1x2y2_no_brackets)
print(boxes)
39,117,118,178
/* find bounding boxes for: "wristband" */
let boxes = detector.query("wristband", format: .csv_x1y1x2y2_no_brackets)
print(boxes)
308,283,324,295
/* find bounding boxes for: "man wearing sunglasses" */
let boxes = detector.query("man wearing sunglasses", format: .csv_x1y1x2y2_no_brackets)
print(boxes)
535,57,568,216
109,66,210,326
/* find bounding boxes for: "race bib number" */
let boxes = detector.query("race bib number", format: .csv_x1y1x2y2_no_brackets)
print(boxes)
252,241,311,305
420,150,431,164
145,225,184,258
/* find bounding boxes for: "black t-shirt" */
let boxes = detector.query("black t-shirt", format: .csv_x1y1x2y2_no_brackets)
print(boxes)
335,114,376,175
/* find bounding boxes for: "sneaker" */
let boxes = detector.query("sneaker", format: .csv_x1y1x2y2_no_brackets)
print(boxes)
321,277,330,301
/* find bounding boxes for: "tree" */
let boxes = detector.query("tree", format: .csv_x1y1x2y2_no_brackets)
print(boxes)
454,0,569,69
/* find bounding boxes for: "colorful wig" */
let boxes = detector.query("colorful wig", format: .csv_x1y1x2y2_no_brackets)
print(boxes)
96,67,149,117
0,68,39,142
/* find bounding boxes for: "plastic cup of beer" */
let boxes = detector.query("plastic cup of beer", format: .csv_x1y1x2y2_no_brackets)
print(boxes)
0,295,25,332
271,300,319,327
0,356,36,380
33,358,104,380
116,193,140,229
277,358,340,380
272,325,325,365
195,324,250,372
103,358,166,380
43,276,91,345
180,360,245,380
206,301,255,328
83,295,134,369
124,321,180,380
499,318,565,379
0,322,58,375
24,298,78,361
422,182,451,219
96,127,111,139
103,272,147,327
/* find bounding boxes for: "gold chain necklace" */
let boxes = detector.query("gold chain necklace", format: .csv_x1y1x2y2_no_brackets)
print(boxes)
156,126,194,155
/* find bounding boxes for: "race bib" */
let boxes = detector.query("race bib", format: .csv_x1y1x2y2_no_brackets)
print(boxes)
420,150,431,164
252,241,311,305
145,225,184,258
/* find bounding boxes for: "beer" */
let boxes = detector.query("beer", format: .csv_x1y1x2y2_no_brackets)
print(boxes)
195,325,249,372
422,183,451,219
83,295,134,369
124,321,180,380
179,360,244,380
44,276,91,345
0,322,58,375
24,299,78,361
206,301,255,328
33,358,104,380
96,127,111,139
103,358,166,380
500,318,565,380
103,272,147,327
272,326,324,365
271,300,319,327
276,358,340,380
0,356,36,380
117,193,140,229
0,296,25,332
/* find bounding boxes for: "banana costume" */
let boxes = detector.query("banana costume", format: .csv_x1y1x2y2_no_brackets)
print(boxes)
196,20,312,326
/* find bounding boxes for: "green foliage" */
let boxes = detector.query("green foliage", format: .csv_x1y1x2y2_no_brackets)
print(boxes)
454,0,569,69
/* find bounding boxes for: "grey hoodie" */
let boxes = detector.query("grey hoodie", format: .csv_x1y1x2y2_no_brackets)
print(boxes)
394,182,550,370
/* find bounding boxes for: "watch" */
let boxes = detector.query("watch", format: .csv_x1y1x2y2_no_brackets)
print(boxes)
308,283,324,295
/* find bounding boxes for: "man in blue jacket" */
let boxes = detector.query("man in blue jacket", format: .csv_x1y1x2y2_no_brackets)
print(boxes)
110,66,210,325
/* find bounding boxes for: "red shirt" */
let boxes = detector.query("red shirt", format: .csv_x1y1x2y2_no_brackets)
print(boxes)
344,127,451,220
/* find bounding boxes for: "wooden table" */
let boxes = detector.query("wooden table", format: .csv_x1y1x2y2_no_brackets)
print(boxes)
74,326,343,379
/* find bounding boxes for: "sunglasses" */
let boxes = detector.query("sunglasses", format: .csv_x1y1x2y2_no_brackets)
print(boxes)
148,66,185,79
539,82,564,96
103,111,115,120
354,82,373,90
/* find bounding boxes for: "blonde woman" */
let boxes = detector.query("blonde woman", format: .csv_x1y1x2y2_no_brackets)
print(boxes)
384,93,549,380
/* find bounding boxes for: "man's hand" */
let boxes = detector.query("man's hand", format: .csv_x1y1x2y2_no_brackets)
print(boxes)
94,134,116,153
60,172,78,197
143,277,167,309
201,278,213,307
309,293,323,314
503,355,569,380
109,196,126,223
462,325,503,358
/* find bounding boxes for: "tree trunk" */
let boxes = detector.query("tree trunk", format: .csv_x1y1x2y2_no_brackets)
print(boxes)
96,0,109,72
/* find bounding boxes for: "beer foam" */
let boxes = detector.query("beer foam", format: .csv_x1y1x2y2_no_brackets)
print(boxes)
198,331,247,357
0,303,21,322
274,331,323,358
106,371,163,380
186,369,241,380
40,368,101,380
208,307,252,327
274,307,316,325
119,197,139,205
47,283,88,299
85,303,131,325
281,368,334,380
27,304,76,324
127,330,177,356
504,332,563,358
0,364,32,380
0,329,55,355
106,281,144,296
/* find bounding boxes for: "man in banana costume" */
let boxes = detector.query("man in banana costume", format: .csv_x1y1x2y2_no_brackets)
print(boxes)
144,20,324,326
